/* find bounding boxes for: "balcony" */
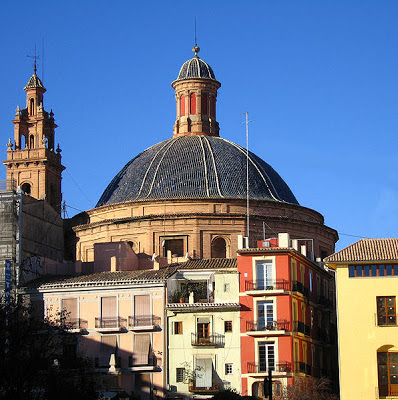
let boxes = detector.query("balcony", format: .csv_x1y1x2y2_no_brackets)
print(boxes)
128,315,161,331
62,318,88,332
127,354,160,372
95,317,127,332
293,321,311,336
246,320,290,335
189,382,219,394
247,361,292,374
318,295,333,309
295,362,312,375
191,333,225,347
245,279,289,294
292,281,309,297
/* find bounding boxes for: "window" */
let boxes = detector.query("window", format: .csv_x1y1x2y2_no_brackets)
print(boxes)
174,321,183,334
349,264,398,277
256,260,273,289
211,237,226,258
223,283,230,292
201,93,208,115
258,342,275,372
162,238,184,257
61,298,78,329
258,301,274,330
378,351,398,397
190,93,196,114
252,381,282,398
176,368,185,382
100,296,117,328
197,318,210,342
133,333,151,365
99,335,117,367
134,295,151,326
180,95,185,116
225,363,233,374
309,271,313,292
377,297,396,326
224,321,232,332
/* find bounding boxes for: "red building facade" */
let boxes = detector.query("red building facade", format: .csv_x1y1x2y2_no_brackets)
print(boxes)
238,233,338,397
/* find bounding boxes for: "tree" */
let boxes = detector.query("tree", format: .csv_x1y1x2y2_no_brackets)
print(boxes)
283,377,339,400
0,298,99,400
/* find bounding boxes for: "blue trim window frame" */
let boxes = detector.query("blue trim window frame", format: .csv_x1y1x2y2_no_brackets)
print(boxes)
349,264,398,278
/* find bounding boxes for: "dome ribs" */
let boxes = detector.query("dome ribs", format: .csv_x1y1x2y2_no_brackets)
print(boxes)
96,136,299,206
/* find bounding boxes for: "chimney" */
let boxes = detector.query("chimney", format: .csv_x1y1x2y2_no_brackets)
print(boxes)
278,233,290,248
111,256,117,272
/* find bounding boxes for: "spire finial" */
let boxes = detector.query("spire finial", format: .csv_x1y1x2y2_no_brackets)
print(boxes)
192,17,200,56
27,46,40,75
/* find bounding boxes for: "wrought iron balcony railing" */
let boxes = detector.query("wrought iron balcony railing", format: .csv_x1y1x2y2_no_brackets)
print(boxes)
246,320,290,332
295,362,312,375
189,382,219,393
292,281,309,297
247,361,292,374
128,315,161,327
293,321,311,336
62,318,88,330
191,333,225,346
95,317,127,329
245,279,289,291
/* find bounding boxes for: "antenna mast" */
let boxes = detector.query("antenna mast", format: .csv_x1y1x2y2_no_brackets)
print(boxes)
244,112,250,241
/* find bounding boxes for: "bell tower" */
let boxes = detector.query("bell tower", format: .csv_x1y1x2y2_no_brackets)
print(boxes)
3,64,65,214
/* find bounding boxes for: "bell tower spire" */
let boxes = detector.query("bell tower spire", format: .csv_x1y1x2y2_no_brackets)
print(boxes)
3,64,65,214
171,46,221,137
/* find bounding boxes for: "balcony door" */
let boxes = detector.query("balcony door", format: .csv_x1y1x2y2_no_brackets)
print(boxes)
258,301,274,330
258,342,275,372
134,295,151,326
101,296,116,327
256,261,273,289
197,317,210,343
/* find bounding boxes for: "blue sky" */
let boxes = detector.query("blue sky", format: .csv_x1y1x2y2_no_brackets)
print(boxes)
0,1,397,251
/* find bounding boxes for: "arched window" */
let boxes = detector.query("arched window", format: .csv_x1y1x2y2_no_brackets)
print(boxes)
180,95,185,116
211,237,226,258
210,97,216,117
21,183,31,195
190,93,196,115
29,135,34,149
21,135,26,149
29,98,35,116
378,347,398,397
201,93,208,115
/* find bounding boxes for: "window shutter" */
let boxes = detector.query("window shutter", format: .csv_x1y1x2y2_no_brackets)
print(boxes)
133,334,150,365
101,296,116,318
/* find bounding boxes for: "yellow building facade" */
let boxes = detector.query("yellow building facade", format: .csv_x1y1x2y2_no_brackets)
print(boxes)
325,238,398,400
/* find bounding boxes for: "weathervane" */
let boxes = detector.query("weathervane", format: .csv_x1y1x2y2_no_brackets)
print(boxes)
27,46,40,74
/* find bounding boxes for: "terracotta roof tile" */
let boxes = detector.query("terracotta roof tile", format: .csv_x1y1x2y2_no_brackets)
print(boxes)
325,238,398,263
168,258,237,270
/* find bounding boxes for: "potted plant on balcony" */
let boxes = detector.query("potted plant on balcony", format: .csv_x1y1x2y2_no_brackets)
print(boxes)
173,290,183,303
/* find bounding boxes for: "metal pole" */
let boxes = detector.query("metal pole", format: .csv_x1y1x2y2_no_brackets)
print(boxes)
268,369,272,400
245,112,249,241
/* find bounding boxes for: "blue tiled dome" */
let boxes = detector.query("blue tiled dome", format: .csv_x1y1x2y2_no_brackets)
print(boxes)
176,56,216,81
96,136,298,207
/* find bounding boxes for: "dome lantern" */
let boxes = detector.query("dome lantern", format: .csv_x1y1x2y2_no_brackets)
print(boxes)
171,47,221,137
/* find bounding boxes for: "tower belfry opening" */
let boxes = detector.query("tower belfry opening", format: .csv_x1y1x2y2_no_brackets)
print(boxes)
3,65,65,214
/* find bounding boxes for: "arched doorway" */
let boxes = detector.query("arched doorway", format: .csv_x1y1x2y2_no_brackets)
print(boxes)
211,237,226,258
21,182,31,195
